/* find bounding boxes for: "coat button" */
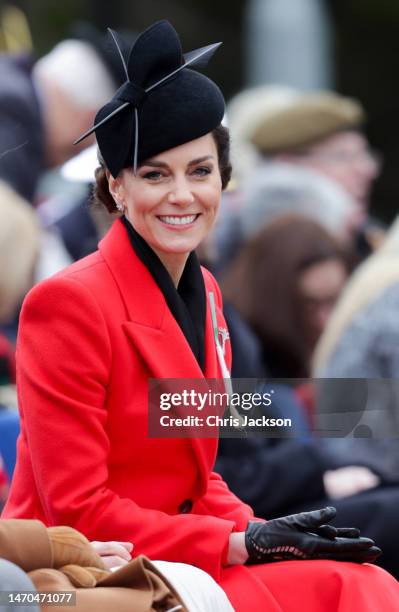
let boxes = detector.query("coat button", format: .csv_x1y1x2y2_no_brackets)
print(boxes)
178,499,193,514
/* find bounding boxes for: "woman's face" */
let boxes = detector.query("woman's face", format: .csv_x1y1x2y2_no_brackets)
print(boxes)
108,133,222,260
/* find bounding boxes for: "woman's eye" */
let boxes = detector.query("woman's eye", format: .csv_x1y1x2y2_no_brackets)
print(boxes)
193,166,212,177
142,170,163,180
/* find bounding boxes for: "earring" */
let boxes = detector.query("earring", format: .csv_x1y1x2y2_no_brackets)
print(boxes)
115,200,125,213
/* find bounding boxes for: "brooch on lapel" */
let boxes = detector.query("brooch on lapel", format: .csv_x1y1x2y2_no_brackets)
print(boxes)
209,291,231,381
217,327,230,357
209,291,245,427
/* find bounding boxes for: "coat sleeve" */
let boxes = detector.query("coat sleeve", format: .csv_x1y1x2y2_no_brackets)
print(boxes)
193,471,255,532
0,520,52,572
15,275,237,580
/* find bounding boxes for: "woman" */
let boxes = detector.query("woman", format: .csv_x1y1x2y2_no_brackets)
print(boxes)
3,21,399,611
223,214,351,378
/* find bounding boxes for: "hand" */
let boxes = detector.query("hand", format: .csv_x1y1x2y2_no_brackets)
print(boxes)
323,466,380,500
227,532,249,565
48,526,106,569
90,540,134,569
245,507,381,565
227,516,362,566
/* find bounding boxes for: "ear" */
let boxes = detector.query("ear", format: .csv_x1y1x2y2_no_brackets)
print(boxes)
107,171,124,203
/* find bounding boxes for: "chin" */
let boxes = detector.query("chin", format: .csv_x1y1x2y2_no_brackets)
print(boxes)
154,234,203,254
159,241,199,255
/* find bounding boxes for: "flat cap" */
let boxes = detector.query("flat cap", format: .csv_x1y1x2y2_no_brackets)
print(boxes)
248,90,365,154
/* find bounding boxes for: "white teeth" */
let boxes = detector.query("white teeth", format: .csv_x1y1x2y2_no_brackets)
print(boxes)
159,215,197,226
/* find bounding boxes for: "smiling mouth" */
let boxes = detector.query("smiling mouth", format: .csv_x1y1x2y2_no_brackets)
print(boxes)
157,214,200,226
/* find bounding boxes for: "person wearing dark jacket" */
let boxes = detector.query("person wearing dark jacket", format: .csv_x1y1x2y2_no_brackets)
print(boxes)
0,40,115,203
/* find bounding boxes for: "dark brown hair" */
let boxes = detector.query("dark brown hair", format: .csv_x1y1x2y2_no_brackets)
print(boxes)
221,214,351,378
93,124,232,213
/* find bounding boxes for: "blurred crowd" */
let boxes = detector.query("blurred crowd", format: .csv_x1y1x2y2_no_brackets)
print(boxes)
2,9,399,583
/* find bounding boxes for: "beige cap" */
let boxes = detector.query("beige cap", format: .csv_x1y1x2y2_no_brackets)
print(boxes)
249,90,365,154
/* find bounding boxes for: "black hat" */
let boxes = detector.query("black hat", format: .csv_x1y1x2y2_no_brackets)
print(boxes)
74,20,225,178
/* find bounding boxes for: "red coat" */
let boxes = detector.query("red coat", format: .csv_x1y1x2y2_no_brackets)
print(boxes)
4,219,399,611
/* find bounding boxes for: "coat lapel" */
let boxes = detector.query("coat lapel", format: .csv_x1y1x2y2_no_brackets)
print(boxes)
99,219,220,489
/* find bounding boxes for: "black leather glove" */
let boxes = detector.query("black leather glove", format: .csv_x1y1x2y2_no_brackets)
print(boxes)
245,507,382,565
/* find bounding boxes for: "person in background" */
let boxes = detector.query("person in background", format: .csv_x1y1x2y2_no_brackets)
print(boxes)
215,406,399,579
247,88,383,258
212,132,358,372
216,87,383,271
0,36,116,204
222,214,351,378
33,24,138,265
314,214,399,384
217,215,399,579
0,181,40,327
312,214,399,483
0,179,40,351
237,161,359,250
0,33,119,332
0,178,39,355
50,144,116,262
0,180,40,491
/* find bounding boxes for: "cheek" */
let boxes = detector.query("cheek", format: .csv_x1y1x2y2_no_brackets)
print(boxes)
201,184,222,212
125,190,156,218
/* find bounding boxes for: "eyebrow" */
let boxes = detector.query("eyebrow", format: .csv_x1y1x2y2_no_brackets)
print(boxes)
141,155,215,169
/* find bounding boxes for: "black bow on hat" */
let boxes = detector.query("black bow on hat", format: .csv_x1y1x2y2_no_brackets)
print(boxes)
74,20,225,177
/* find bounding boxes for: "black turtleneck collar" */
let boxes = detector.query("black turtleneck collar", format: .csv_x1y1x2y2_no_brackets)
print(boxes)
121,216,206,372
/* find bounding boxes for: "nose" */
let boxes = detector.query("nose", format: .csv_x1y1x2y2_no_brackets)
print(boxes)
168,176,195,206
